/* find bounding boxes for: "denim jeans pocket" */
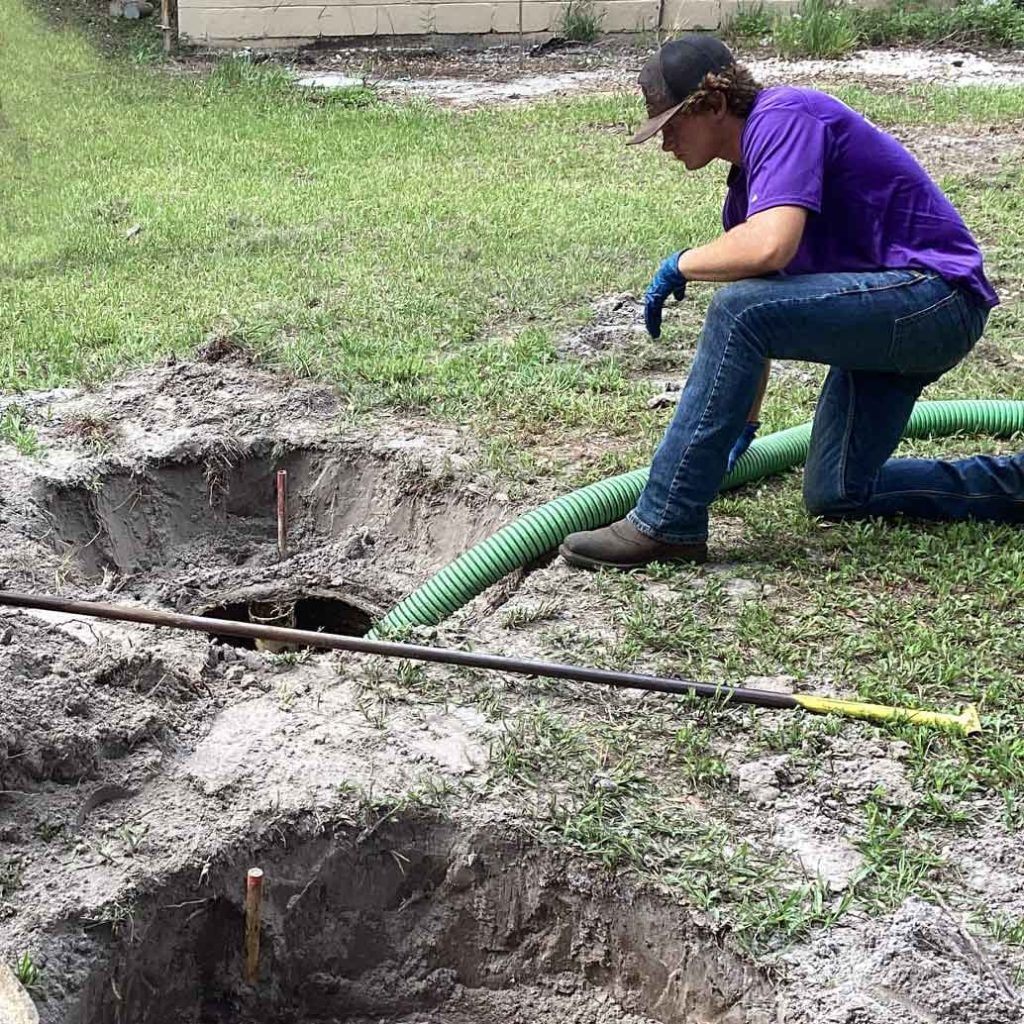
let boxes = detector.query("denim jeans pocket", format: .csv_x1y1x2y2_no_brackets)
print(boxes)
889,289,978,376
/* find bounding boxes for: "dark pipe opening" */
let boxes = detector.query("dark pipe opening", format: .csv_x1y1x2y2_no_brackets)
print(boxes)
201,594,374,649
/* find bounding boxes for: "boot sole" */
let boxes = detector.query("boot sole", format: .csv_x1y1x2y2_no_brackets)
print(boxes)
558,544,707,571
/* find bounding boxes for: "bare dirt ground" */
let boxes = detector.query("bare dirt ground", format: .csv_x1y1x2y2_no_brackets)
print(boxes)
2,356,1022,1023
3,36,1024,1024
288,38,1024,113
287,37,1024,89
287,40,1024,182
0,361,783,1023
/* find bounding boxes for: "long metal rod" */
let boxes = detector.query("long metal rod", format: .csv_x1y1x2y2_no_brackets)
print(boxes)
0,590,792,708
0,591,979,732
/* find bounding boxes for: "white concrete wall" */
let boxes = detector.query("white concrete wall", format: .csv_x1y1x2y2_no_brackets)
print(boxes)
178,0,796,48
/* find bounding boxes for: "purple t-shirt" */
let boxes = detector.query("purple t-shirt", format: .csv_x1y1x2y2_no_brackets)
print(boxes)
722,87,998,308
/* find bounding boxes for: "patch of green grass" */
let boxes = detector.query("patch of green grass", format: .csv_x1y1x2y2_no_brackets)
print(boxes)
512,484,1021,940
0,406,40,456
115,822,150,856
560,0,603,42
853,0,1024,49
3,0,1021,467
723,2,774,41
14,951,40,990
23,0,166,60
58,411,118,453
501,600,564,630
731,879,854,954
33,819,65,842
352,657,433,727
341,774,461,841
618,582,719,659
484,692,853,954
741,0,1024,53
547,777,853,954
672,723,731,788
979,910,1024,947
854,799,947,911
304,84,379,109
773,0,861,58
491,704,592,784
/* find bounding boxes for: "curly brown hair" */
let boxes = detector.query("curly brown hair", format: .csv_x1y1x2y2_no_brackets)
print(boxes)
679,64,763,118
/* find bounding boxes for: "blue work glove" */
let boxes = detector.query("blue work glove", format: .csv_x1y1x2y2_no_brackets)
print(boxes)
643,250,688,340
726,421,760,473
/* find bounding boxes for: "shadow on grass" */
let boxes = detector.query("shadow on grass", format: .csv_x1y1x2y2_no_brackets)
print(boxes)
24,0,168,61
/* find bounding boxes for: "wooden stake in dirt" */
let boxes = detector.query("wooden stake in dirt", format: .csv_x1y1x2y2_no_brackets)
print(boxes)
244,867,264,983
276,470,288,559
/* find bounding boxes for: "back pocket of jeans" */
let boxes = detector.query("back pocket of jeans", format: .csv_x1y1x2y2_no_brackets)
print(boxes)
890,291,976,377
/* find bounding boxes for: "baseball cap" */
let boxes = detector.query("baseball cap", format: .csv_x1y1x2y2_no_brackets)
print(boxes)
627,34,736,145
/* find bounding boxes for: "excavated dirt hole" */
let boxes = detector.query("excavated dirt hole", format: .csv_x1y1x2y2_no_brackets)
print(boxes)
38,445,409,578
72,816,771,1024
201,592,375,647
36,439,505,601
41,449,313,577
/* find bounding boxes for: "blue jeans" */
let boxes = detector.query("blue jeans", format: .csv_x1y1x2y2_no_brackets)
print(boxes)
629,270,1022,544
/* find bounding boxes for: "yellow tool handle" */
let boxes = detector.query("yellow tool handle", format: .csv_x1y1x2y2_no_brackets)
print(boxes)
795,695,981,735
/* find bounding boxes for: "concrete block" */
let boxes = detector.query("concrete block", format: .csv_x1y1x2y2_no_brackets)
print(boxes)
660,0,718,30
598,0,659,31
180,4,382,42
181,0,866,44
253,4,303,34
179,8,265,39
718,0,742,23
178,0,299,9
432,2,496,32
316,4,380,34
518,0,561,31
376,3,431,30
490,1,523,32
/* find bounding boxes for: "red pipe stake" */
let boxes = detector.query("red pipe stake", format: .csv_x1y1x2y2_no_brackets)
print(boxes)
276,470,287,559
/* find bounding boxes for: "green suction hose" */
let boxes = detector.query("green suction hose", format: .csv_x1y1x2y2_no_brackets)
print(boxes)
371,399,1024,636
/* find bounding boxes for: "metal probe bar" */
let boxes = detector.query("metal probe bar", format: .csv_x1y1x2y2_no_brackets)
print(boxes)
0,590,794,709
0,591,979,732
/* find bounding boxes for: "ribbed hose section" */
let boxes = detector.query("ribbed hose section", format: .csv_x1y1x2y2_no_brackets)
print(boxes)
371,400,1024,635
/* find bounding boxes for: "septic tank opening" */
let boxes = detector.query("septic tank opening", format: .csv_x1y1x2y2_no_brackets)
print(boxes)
201,592,375,648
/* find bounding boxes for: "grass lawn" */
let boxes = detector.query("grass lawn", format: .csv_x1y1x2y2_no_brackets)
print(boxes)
2,0,1023,958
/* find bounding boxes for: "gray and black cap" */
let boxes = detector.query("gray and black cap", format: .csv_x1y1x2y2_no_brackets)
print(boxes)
628,34,735,145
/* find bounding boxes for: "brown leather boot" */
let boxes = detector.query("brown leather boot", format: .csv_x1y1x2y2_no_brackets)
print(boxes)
559,518,707,571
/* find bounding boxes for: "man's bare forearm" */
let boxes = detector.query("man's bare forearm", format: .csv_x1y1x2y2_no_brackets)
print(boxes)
678,206,808,282
678,224,782,282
